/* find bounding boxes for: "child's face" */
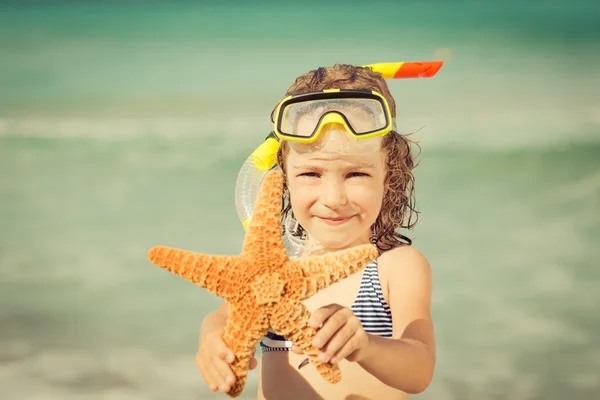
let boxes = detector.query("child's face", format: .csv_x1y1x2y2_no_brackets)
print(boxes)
285,125,386,251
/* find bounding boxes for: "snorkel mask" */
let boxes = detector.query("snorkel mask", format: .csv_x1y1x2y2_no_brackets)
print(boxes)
235,60,444,256
271,88,394,154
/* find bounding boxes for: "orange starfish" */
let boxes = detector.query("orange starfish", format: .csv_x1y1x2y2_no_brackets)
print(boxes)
147,169,378,397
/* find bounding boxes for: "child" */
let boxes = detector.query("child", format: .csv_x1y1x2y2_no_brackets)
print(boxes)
196,64,435,399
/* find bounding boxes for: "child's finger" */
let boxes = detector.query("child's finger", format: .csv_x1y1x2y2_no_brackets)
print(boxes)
308,304,343,328
249,356,258,370
290,345,303,354
212,356,235,392
312,310,349,349
195,352,219,391
215,343,235,364
329,332,360,363
319,324,355,363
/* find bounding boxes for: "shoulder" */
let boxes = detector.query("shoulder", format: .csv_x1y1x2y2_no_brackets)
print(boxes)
376,246,432,298
378,245,431,277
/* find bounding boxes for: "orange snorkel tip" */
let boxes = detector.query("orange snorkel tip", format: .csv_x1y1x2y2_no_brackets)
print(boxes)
363,61,444,79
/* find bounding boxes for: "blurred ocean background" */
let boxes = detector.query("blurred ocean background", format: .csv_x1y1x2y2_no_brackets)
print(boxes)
1,0,599,399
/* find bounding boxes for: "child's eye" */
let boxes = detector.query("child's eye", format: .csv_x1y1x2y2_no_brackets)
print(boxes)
298,172,320,178
347,172,370,178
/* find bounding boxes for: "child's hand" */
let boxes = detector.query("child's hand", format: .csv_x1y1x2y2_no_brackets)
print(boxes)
304,304,370,364
196,328,258,393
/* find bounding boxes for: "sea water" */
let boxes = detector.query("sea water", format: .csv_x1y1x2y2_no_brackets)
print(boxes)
1,1,599,399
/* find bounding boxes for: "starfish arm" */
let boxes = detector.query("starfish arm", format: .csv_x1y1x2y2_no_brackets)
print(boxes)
148,246,240,299
293,244,378,299
241,169,288,264
270,300,341,384
222,303,270,398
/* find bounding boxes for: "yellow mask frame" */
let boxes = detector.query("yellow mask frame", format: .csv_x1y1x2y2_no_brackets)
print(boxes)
272,88,394,144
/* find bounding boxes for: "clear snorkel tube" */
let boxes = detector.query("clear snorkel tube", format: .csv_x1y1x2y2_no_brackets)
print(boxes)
234,133,279,232
234,133,306,258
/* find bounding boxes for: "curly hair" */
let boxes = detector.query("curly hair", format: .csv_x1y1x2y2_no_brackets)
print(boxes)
273,64,419,251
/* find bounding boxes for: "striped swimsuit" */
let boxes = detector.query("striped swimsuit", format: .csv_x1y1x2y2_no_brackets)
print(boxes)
260,260,393,353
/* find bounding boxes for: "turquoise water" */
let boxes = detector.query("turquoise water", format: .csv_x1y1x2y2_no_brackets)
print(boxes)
1,1,599,399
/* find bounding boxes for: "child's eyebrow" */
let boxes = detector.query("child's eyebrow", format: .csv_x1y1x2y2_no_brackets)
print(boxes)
292,161,376,169
352,162,376,168
291,164,322,170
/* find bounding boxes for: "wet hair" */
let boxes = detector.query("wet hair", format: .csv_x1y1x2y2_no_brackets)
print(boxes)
274,64,419,251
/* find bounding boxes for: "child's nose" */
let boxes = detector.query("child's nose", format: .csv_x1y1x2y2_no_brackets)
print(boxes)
320,182,347,209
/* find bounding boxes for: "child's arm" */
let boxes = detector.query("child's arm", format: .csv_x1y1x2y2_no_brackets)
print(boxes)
357,246,436,393
307,246,435,394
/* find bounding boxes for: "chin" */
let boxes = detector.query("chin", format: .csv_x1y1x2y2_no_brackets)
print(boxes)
312,235,363,251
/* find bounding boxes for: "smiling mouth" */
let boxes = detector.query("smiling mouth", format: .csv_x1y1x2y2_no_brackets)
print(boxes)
318,216,352,225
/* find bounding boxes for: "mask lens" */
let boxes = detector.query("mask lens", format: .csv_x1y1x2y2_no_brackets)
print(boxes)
279,98,387,138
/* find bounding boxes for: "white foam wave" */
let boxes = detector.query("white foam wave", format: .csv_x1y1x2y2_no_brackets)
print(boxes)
0,115,268,140
403,104,600,151
1,106,598,151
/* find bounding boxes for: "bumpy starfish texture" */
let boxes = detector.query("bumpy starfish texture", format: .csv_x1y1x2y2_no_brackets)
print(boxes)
148,169,378,397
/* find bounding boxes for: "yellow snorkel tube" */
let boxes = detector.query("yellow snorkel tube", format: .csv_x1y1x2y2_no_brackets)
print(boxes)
234,60,444,252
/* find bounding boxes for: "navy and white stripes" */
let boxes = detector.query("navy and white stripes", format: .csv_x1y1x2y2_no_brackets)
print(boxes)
259,331,292,352
350,261,393,338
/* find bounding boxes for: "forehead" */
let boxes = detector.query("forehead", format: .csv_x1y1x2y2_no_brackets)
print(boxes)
287,143,384,168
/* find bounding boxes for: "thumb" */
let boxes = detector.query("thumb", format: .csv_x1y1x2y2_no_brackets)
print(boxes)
291,345,303,355
249,356,258,370
214,338,235,364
